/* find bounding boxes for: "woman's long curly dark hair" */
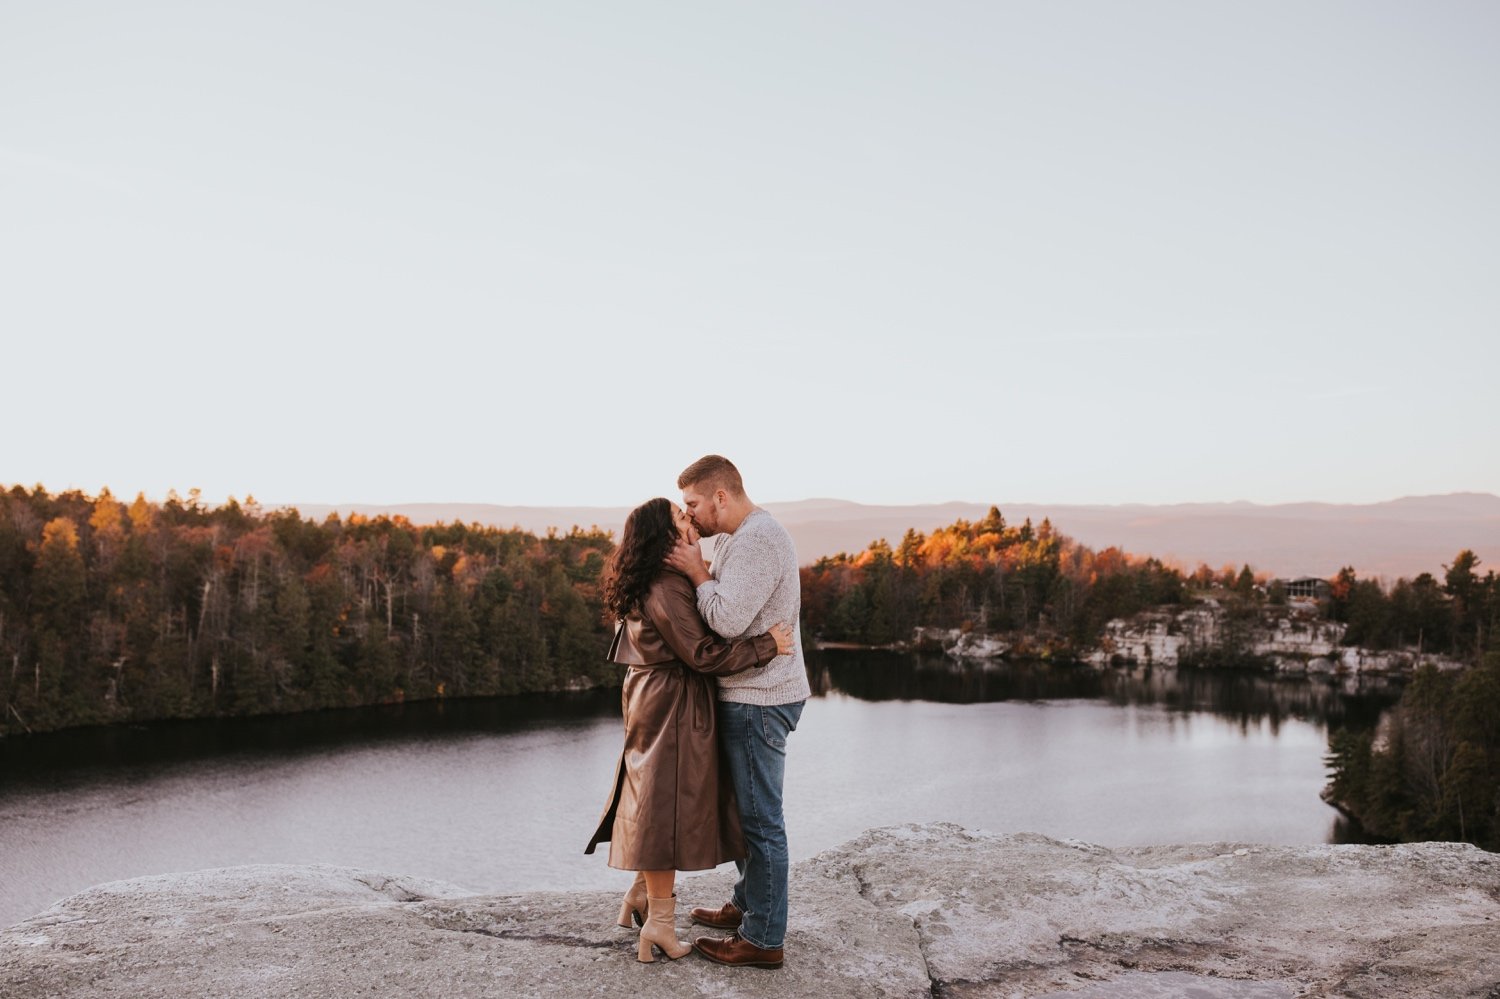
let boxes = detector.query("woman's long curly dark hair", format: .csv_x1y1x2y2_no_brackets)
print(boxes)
600,497,679,621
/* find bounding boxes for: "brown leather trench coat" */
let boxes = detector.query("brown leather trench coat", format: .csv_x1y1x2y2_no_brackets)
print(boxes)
585,570,779,872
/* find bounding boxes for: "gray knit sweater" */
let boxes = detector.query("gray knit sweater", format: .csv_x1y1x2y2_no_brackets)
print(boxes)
696,508,811,706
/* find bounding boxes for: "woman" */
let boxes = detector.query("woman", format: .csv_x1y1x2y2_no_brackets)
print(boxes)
585,497,794,963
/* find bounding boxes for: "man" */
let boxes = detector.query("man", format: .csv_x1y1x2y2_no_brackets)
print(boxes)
665,454,810,970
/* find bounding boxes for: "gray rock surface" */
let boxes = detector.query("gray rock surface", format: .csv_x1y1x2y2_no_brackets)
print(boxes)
5,824,1499,998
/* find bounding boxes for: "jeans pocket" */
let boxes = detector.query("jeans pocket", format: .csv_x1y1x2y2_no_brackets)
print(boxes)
761,702,802,748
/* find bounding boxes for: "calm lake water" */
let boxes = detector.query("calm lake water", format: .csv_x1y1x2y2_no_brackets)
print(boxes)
0,653,1397,929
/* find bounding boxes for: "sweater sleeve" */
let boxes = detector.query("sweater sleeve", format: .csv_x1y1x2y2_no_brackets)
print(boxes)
643,575,779,676
695,527,784,639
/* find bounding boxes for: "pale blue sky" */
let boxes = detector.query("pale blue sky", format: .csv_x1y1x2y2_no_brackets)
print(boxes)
2,1,1496,507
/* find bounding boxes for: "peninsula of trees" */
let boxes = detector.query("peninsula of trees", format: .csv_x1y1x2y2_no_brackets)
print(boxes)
1324,652,1500,851
800,506,1496,663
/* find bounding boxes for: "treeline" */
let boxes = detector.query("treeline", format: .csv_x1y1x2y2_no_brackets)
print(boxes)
1327,555,1497,659
0,485,616,737
800,507,1185,651
801,507,1498,664
8,484,1496,746
1326,654,1500,850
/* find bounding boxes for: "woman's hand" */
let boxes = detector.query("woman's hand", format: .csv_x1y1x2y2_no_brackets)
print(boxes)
770,622,796,656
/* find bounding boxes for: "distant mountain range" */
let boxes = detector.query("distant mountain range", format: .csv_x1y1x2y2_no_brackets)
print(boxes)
284,493,1500,581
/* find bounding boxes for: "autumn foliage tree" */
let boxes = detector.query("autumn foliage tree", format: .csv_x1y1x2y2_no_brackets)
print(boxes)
801,506,1184,650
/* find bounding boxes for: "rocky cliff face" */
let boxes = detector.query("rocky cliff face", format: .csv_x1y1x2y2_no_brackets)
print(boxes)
912,604,1467,676
1087,604,1469,676
5,824,1498,998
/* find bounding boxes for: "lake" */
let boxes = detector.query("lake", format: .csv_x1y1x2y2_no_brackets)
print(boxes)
0,652,1397,929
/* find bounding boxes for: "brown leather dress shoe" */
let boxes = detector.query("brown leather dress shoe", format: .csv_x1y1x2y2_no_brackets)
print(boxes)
689,901,743,929
693,932,784,969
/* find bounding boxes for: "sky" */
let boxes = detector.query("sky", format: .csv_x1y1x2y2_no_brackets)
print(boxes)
2,1,1496,509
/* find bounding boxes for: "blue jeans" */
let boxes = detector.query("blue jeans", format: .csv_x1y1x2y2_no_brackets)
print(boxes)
718,700,803,950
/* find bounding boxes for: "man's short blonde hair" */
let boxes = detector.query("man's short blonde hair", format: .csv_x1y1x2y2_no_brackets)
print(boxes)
677,454,746,498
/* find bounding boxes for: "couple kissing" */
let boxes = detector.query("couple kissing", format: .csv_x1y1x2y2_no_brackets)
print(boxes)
585,454,810,968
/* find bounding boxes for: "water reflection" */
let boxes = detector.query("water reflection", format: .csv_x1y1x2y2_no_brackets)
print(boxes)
3,656,1397,791
809,650,1397,733
0,690,621,793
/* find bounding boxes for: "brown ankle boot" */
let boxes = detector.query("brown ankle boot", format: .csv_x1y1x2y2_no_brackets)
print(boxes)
637,895,691,963
616,872,647,928
690,900,742,929
693,932,784,969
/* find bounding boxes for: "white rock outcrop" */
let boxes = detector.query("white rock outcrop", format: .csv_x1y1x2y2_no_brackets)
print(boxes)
909,627,1013,659
945,632,1012,660
1087,606,1469,674
5,824,1499,998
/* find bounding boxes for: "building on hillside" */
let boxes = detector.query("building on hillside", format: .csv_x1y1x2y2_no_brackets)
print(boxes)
1275,577,1332,600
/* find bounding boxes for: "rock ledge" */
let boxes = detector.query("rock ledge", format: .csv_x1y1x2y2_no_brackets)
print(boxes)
5,824,1499,998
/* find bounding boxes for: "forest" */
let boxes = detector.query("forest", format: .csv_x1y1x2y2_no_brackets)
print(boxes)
0,485,615,737
799,507,1498,665
1325,653,1500,850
